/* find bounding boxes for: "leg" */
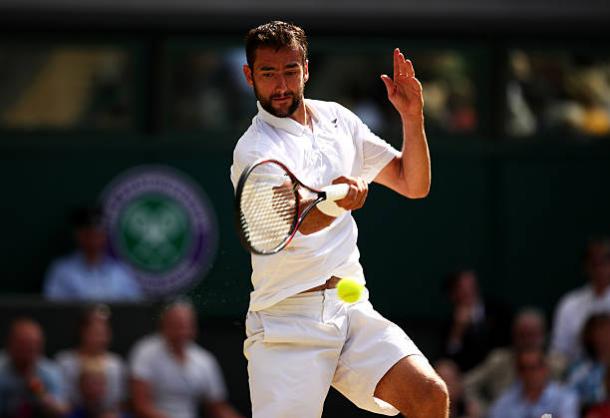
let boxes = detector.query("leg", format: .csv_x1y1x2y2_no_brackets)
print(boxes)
374,354,449,418
244,310,341,418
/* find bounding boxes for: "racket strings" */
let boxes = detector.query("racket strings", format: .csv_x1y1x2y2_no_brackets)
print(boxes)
239,178,298,252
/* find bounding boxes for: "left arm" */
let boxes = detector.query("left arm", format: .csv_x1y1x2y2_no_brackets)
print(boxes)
374,48,431,199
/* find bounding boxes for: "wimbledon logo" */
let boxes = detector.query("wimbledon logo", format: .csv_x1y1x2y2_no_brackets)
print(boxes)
101,165,218,296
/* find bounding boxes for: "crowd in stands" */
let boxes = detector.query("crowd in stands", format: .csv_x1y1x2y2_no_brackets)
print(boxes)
435,238,610,418
0,302,244,418
1,205,610,418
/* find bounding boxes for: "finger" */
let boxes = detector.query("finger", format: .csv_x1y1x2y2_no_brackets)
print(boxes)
355,179,368,209
331,176,349,185
405,58,415,78
393,48,400,80
380,75,394,96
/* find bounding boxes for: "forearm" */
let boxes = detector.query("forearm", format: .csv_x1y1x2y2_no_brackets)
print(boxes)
298,206,335,235
399,113,430,198
38,394,68,417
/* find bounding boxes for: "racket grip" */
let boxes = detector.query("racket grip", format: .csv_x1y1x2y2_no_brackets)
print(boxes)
322,184,349,201
317,184,349,217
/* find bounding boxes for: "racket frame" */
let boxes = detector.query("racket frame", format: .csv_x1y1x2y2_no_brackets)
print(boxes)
235,159,329,255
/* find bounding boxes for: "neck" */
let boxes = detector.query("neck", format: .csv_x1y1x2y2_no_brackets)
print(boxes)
82,252,103,266
79,347,104,357
289,101,308,126
523,385,544,402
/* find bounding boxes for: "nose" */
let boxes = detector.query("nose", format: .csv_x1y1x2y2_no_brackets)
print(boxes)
275,74,288,93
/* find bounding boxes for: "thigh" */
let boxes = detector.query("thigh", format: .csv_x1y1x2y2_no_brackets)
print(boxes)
244,311,342,418
332,301,423,416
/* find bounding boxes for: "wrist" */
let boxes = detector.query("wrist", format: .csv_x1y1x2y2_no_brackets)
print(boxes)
400,111,424,125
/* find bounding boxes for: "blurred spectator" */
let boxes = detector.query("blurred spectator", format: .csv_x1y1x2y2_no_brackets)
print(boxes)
463,307,566,415
44,206,143,301
567,313,610,410
66,360,128,418
584,368,610,418
488,348,578,418
442,269,512,372
129,300,244,418
56,305,127,412
434,358,481,418
551,238,610,362
0,318,67,417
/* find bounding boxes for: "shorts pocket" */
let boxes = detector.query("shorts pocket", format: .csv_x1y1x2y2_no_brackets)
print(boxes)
260,312,343,348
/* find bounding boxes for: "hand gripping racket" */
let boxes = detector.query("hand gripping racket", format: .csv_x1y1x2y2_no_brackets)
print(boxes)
235,159,349,255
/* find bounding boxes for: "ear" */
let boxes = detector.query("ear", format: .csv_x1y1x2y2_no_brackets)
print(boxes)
303,59,309,83
243,64,254,87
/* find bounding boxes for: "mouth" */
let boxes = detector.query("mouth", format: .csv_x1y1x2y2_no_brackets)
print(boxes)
272,96,292,103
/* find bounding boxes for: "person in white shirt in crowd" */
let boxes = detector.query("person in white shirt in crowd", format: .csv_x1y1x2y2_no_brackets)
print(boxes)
129,300,244,418
463,307,566,415
488,348,578,418
231,21,446,418
56,305,127,412
551,238,610,363
44,206,142,301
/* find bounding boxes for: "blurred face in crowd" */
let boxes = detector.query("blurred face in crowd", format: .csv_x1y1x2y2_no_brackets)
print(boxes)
451,271,480,306
81,313,111,354
516,350,549,393
243,46,309,119
513,311,545,351
75,226,107,258
585,242,610,289
8,320,43,371
161,304,197,349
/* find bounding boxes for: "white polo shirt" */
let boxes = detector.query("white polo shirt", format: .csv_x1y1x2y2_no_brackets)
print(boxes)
129,334,227,418
230,99,399,312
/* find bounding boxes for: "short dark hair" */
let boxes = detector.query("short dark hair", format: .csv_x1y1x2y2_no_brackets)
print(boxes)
245,21,308,69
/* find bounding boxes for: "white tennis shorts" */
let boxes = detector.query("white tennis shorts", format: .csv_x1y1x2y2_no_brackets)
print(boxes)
244,288,424,418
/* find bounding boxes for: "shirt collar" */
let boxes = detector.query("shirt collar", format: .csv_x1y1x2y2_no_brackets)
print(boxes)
256,99,318,136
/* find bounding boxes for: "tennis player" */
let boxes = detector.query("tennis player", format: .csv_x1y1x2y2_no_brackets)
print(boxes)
230,21,448,418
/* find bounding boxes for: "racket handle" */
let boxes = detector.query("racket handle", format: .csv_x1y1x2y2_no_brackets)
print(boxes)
322,184,349,201
317,184,349,217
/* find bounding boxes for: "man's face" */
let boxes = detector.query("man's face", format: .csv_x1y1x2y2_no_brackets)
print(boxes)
8,322,43,368
516,351,548,390
586,243,610,287
243,46,308,118
513,314,545,350
161,305,197,348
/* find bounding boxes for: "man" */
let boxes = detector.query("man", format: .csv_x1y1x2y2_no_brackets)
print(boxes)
129,300,244,418
44,206,142,301
551,238,610,362
0,318,67,418
464,308,566,414
488,348,578,418
442,269,511,372
230,21,448,418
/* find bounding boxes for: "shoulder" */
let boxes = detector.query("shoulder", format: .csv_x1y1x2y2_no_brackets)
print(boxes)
55,350,77,367
37,357,62,381
130,335,162,360
189,344,219,368
557,286,590,312
46,254,79,275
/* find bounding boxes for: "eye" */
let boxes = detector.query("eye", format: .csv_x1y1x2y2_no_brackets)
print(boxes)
261,72,274,78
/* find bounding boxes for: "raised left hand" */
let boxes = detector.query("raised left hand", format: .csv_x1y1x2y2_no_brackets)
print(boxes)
380,48,424,119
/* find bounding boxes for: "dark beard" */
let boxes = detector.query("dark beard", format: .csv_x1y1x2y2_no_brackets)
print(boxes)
253,80,303,118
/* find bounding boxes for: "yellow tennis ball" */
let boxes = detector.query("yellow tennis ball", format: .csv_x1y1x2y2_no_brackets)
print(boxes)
337,278,364,303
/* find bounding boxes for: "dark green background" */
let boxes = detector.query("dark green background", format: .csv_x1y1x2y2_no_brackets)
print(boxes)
1,135,608,320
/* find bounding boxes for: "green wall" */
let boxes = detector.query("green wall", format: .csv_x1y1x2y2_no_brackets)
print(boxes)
1,135,608,319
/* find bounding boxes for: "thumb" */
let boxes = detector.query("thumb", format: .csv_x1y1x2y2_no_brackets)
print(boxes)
380,74,394,96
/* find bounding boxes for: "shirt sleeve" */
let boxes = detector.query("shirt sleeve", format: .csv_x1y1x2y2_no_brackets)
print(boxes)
559,388,579,418
200,353,228,403
115,264,143,301
550,296,572,358
342,104,400,183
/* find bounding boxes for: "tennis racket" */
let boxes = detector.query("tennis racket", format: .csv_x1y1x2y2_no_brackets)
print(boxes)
235,159,349,255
